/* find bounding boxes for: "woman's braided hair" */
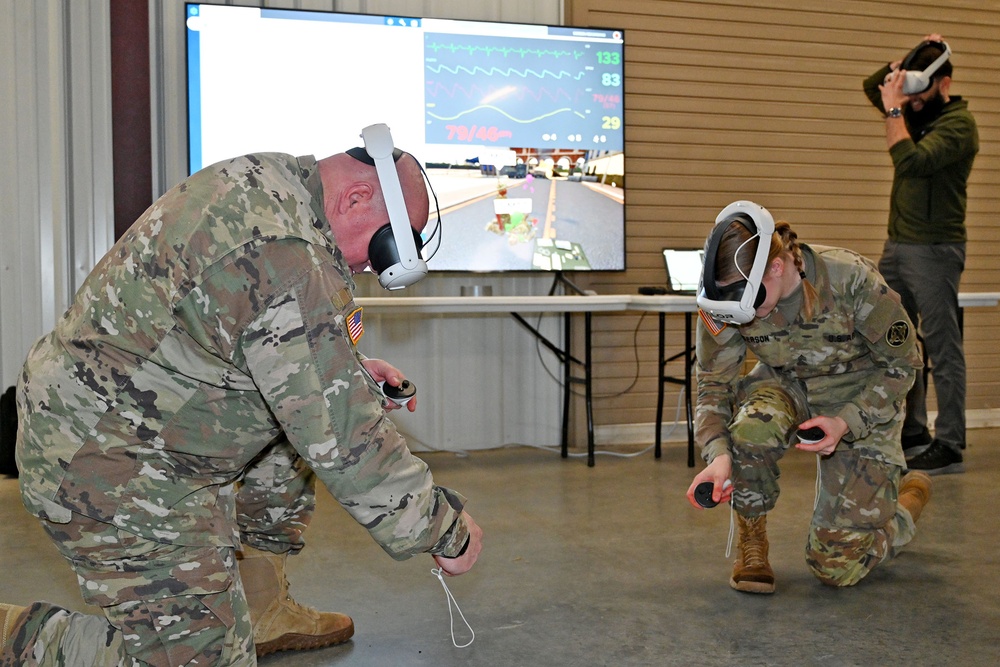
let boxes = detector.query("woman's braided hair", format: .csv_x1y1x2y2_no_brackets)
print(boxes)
772,221,818,320
713,218,818,320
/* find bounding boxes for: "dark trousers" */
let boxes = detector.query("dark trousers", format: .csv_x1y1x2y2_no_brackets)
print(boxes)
878,240,966,451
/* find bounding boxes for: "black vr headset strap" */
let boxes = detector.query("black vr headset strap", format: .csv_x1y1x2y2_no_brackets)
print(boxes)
902,39,947,70
345,146,403,166
702,213,755,301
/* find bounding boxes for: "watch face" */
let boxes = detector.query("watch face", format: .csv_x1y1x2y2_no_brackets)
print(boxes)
889,107,903,118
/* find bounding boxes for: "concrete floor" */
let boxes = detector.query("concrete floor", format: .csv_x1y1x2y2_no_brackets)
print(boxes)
2,431,999,667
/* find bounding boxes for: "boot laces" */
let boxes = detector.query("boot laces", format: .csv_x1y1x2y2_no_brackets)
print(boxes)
740,517,768,567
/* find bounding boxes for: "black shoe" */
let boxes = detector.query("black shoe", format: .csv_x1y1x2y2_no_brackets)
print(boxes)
905,440,964,476
901,427,932,459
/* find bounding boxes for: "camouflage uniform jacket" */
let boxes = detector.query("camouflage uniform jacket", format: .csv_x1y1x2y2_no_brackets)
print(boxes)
695,244,919,468
17,153,468,560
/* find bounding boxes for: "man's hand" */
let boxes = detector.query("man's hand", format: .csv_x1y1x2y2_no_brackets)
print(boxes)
877,69,912,150
433,512,483,576
879,67,908,113
361,358,417,412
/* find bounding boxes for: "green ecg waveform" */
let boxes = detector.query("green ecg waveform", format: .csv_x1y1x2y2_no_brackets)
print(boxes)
426,64,586,80
427,42,584,60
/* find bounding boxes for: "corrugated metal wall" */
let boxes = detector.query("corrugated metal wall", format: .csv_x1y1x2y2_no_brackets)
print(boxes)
566,0,1000,442
0,0,115,390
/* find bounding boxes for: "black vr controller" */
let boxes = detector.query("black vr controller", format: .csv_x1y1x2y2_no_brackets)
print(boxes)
694,479,733,509
796,426,825,445
380,379,416,407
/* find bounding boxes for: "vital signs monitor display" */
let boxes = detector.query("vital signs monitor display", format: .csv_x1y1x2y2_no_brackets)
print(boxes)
185,4,626,273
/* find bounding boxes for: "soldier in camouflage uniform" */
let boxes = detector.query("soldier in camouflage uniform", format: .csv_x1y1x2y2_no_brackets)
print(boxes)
1,149,483,666
686,208,932,594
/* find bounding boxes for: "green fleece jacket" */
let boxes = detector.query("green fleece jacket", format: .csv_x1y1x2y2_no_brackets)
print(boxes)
863,64,978,243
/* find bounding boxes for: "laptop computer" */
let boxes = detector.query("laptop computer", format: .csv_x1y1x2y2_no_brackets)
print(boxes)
661,248,704,295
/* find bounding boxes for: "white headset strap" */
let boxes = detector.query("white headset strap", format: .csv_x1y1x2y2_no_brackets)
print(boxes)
360,123,421,269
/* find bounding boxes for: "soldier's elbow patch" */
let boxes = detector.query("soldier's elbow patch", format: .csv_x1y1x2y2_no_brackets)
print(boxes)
885,320,910,347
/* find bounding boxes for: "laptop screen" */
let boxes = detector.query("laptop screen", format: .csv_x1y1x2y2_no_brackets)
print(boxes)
662,248,704,294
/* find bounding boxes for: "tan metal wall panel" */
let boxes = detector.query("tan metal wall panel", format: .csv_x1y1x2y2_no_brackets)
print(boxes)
567,0,1000,435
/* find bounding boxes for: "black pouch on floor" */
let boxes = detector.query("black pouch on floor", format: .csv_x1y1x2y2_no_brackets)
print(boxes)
0,385,18,477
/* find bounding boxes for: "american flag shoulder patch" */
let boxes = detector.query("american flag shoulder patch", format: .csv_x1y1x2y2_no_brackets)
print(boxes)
698,309,727,336
347,306,364,344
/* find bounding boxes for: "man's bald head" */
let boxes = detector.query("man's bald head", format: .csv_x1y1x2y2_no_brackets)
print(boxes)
317,150,430,275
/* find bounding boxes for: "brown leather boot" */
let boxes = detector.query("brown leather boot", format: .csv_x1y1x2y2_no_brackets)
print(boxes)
1,603,28,654
731,514,775,594
898,471,933,523
238,547,354,657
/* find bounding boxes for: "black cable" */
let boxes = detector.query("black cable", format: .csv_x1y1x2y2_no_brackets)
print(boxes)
532,310,649,400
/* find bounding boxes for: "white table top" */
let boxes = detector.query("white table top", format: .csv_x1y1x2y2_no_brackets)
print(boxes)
358,292,1000,314
627,295,698,312
956,291,1000,308
355,294,631,314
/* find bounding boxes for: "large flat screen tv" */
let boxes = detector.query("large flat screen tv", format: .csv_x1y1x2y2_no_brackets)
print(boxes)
185,4,625,273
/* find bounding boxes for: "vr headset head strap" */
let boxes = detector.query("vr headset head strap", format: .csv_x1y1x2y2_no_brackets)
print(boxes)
697,200,776,325
349,123,429,290
901,40,951,95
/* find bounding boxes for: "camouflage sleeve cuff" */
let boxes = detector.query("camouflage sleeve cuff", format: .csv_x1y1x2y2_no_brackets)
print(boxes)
429,486,469,558
836,403,866,443
701,436,731,465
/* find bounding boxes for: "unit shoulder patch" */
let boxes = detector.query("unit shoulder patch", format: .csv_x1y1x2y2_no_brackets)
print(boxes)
885,320,909,347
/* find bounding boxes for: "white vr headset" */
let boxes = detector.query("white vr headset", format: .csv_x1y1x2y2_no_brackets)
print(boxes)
900,40,951,95
348,123,429,290
697,200,776,325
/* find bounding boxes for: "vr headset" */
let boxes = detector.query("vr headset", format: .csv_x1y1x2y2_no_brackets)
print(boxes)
347,123,440,290
900,40,951,95
697,200,776,325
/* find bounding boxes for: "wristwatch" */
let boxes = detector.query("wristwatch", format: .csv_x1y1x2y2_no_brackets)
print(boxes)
887,107,902,118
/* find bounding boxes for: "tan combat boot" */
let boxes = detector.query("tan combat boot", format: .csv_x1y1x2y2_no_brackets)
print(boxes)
1,603,28,654
731,514,775,594
238,547,354,657
898,471,933,522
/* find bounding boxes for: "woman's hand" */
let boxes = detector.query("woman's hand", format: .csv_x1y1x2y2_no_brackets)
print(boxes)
794,415,849,456
686,454,733,509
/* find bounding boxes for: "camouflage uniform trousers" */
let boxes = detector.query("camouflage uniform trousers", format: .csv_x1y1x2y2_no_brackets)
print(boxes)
4,439,319,666
728,364,917,587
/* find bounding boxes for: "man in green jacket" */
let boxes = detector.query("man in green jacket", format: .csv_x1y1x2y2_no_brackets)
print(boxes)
863,33,979,475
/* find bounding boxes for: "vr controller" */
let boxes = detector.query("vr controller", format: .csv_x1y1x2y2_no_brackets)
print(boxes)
358,363,417,408
796,426,825,445
694,479,733,509
380,379,416,407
